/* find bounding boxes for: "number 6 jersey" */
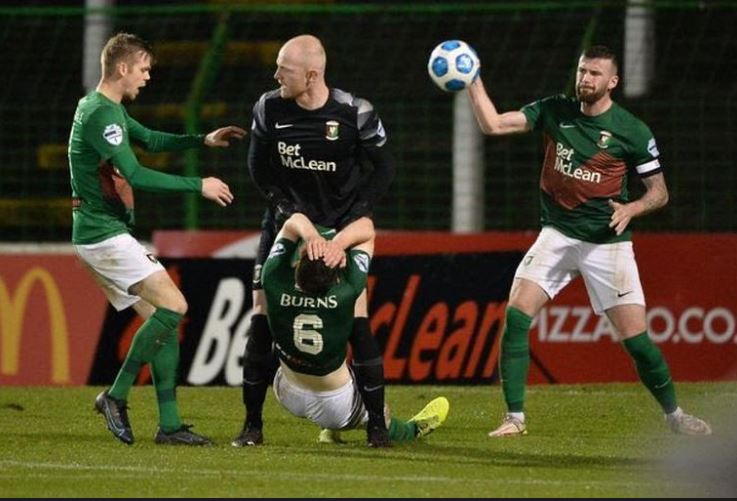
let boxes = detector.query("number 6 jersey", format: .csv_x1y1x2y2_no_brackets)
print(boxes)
262,237,370,376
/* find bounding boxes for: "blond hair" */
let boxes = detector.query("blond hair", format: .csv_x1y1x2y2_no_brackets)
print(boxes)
101,32,154,78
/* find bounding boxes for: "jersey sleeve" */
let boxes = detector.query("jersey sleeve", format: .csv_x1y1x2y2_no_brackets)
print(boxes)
628,123,662,178
351,97,395,213
82,105,130,161
345,249,371,293
248,93,290,205
126,112,204,153
250,93,270,139
262,237,298,281
84,107,202,194
520,94,561,132
356,97,387,148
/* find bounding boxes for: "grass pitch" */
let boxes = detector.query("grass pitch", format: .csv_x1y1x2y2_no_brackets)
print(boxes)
1,383,734,498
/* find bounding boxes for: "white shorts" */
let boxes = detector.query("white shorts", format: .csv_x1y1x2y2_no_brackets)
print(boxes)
272,367,367,430
515,226,645,315
74,233,164,311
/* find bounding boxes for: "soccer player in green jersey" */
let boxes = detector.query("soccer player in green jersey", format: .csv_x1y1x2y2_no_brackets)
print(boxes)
234,213,448,447
466,45,711,437
69,33,246,445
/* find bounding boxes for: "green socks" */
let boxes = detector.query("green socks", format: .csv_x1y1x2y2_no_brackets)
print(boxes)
623,332,677,413
500,306,533,413
499,310,677,416
108,308,183,402
388,418,418,442
151,330,183,432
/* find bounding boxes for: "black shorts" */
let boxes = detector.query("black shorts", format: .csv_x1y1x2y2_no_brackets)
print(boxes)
252,208,279,290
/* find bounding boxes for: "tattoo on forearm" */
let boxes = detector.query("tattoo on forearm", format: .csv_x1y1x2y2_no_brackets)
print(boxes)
638,174,668,216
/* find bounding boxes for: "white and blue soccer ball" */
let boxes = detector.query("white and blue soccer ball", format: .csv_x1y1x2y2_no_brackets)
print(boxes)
427,40,480,92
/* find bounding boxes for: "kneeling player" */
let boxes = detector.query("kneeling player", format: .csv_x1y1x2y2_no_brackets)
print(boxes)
232,213,448,447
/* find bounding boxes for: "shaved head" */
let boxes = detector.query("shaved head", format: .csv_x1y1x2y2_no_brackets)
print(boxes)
274,34,330,107
280,34,326,74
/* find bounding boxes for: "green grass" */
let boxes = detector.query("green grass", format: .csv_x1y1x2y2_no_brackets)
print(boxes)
1,383,734,498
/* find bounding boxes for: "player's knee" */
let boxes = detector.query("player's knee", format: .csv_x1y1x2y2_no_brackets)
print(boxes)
167,296,188,315
508,279,548,317
507,299,539,319
245,337,272,361
245,315,272,357
350,317,381,362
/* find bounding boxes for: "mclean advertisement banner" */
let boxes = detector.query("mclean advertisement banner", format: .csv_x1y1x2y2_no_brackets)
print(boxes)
2,233,736,385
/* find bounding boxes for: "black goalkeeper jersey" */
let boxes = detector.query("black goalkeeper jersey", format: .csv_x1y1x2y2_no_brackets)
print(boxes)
248,88,391,227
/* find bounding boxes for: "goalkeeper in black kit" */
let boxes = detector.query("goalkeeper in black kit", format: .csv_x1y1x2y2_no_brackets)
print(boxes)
232,34,396,447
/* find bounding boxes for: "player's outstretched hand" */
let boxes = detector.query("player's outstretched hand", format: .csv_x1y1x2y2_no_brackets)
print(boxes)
204,126,247,147
202,177,234,207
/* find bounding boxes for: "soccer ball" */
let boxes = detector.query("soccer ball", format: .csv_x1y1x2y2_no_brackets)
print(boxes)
427,40,480,92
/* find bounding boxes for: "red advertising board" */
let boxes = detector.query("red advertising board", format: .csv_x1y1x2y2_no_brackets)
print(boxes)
0,256,108,385
528,234,737,383
154,230,737,384
2,232,735,385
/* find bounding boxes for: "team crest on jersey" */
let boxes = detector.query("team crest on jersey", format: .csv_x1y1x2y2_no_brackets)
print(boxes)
325,120,339,141
269,242,286,258
596,130,612,149
353,253,370,273
253,264,263,285
647,138,659,157
103,123,123,146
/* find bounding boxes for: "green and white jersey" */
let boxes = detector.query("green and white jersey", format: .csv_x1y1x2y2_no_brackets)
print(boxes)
521,94,662,243
262,238,371,376
68,91,204,244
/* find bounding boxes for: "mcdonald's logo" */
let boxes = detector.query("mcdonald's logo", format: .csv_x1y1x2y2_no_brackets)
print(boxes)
0,266,71,383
